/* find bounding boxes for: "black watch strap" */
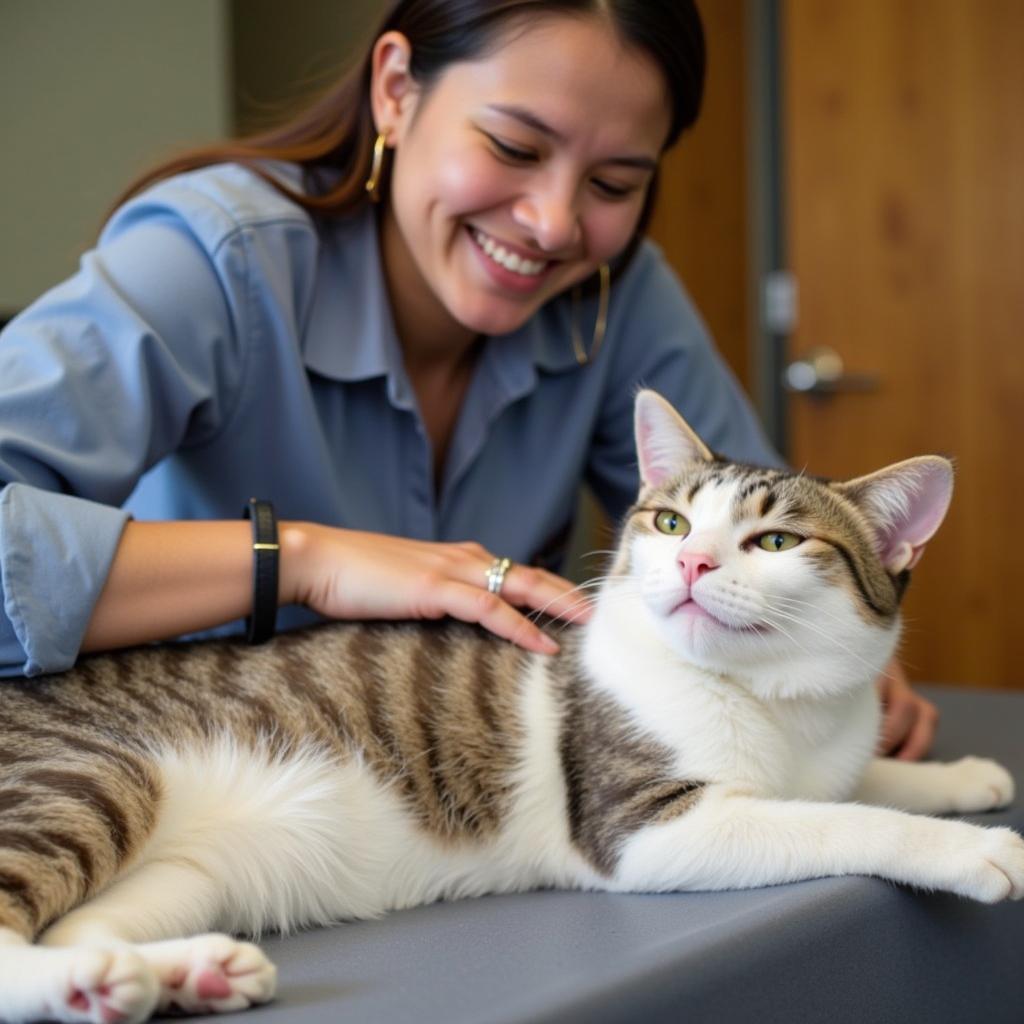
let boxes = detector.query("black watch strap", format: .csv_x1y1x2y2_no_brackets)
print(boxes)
243,498,279,645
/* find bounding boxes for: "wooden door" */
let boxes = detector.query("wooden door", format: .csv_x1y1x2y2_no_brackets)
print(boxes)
782,0,1024,687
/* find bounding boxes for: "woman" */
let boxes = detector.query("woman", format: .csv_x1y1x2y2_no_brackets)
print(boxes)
0,0,935,754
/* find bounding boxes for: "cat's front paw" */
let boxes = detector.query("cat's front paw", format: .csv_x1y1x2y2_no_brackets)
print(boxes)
946,756,1015,813
946,825,1024,903
140,933,276,1015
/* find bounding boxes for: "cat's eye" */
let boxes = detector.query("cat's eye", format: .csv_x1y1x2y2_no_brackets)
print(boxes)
654,510,691,537
757,532,802,552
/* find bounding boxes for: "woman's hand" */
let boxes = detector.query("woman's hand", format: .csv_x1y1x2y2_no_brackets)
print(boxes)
279,523,592,654
876,657,940,760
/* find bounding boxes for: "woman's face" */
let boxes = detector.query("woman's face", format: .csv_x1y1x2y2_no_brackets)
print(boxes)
374,15,672,343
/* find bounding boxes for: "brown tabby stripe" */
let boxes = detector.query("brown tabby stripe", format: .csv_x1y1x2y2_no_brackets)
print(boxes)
72,658,150,727
350,628,418,802
0,829,62,860
471,643,501,735
737,476,776,503
208,644,283,741
275,636,347,740
0,868,39,928
410,630,449,828
434,632,515,837
36,829,96,889
0,748,35,767
140,674,209,721
305,622,528,842
18,769,131,859
555,650,705,876
0,789,34,815
759,490,778,518
108,655,168,721
813,540,898,619
16,727,157,797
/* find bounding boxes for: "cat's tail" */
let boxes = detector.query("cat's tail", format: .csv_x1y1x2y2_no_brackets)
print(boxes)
0,731,161,939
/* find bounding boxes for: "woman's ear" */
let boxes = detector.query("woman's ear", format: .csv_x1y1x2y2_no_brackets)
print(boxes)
369,31,419,142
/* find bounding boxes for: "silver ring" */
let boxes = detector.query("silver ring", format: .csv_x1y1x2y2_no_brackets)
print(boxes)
485,556,513,595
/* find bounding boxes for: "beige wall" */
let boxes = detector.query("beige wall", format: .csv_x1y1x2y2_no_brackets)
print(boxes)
0,1,393,316
0,0,230,313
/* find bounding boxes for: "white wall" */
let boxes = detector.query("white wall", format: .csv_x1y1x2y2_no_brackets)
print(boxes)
0,0,230,312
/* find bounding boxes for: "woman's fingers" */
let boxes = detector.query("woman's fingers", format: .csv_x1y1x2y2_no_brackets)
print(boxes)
892,699,940,761
876,658,939,760
426,580,560,655
294,526,590,653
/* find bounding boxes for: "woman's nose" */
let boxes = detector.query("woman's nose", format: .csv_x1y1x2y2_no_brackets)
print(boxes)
512,187,581,254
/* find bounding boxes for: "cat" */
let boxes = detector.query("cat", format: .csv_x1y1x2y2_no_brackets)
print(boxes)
0,388,1019,1024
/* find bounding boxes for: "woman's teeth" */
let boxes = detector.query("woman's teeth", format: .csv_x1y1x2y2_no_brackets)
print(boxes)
472,229,547,276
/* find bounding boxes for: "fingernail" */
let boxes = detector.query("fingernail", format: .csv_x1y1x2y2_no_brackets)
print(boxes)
539,633,559,654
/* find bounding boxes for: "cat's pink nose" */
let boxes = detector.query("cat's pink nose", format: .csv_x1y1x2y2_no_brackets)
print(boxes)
678,551,718,587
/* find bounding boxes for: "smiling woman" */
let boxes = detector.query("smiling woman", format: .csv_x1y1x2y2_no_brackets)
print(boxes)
0,0,933,755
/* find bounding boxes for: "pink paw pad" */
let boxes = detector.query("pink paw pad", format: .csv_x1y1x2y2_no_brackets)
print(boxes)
67,988,125,1023
68,990,90,1011
100,1005,127,1024
195,968,234,1001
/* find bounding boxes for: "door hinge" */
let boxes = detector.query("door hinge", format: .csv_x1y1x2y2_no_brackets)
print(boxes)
761,270,798,334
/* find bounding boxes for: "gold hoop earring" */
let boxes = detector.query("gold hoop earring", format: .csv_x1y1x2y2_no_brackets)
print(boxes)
365,131,387,203
571,263,611,366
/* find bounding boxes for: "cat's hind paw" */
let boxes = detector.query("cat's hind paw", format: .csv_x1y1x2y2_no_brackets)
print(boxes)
948,756,1015,813
141,933,276,1015
60,947,159,1024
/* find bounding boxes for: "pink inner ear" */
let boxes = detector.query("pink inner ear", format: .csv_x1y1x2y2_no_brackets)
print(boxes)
635,405,667,487
636,417,662,487
876,462,952,568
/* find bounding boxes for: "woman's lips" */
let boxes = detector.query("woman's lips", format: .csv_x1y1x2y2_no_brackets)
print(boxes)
466,226,555,294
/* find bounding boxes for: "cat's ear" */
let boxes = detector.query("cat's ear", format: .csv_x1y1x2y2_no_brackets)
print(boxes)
634,390,713,487
835,456,954,574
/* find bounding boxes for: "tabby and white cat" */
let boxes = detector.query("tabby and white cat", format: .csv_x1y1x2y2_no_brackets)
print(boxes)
0,389,1019,1024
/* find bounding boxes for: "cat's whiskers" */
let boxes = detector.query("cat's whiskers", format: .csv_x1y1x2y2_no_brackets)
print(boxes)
769,594,856,630
525,575,616,626
536,580,649,635
758,602,889,678
578,549,620,562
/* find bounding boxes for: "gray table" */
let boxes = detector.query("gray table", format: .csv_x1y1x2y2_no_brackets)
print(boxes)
167,686,1024,1024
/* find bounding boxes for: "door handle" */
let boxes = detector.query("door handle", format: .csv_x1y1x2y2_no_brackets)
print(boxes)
784,347,880,394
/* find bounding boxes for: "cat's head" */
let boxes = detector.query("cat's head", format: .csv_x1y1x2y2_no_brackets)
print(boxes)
605,390,952,695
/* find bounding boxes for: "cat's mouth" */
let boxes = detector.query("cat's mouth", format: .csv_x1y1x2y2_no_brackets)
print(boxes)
671,598,764,635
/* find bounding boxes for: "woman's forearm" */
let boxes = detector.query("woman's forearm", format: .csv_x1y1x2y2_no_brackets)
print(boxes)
80,520,307,652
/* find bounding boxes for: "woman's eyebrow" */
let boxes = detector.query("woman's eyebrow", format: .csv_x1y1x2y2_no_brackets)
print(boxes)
485,103,657,171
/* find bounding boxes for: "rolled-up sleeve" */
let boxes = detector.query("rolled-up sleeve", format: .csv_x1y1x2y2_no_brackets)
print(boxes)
0,486,129,676
0,188,249,676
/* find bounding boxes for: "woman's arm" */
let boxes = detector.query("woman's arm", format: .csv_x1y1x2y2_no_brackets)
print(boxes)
83,519,584,656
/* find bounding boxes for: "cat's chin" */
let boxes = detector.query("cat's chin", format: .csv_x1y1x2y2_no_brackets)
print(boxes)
650,604,770,670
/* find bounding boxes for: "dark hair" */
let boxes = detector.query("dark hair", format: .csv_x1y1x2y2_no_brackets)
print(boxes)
113,0,704,270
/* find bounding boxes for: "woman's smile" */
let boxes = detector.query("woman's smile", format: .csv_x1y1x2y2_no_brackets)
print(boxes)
466,226,555,294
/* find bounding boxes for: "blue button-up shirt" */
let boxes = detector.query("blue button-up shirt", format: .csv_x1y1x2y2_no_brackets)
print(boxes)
0,163,779,677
